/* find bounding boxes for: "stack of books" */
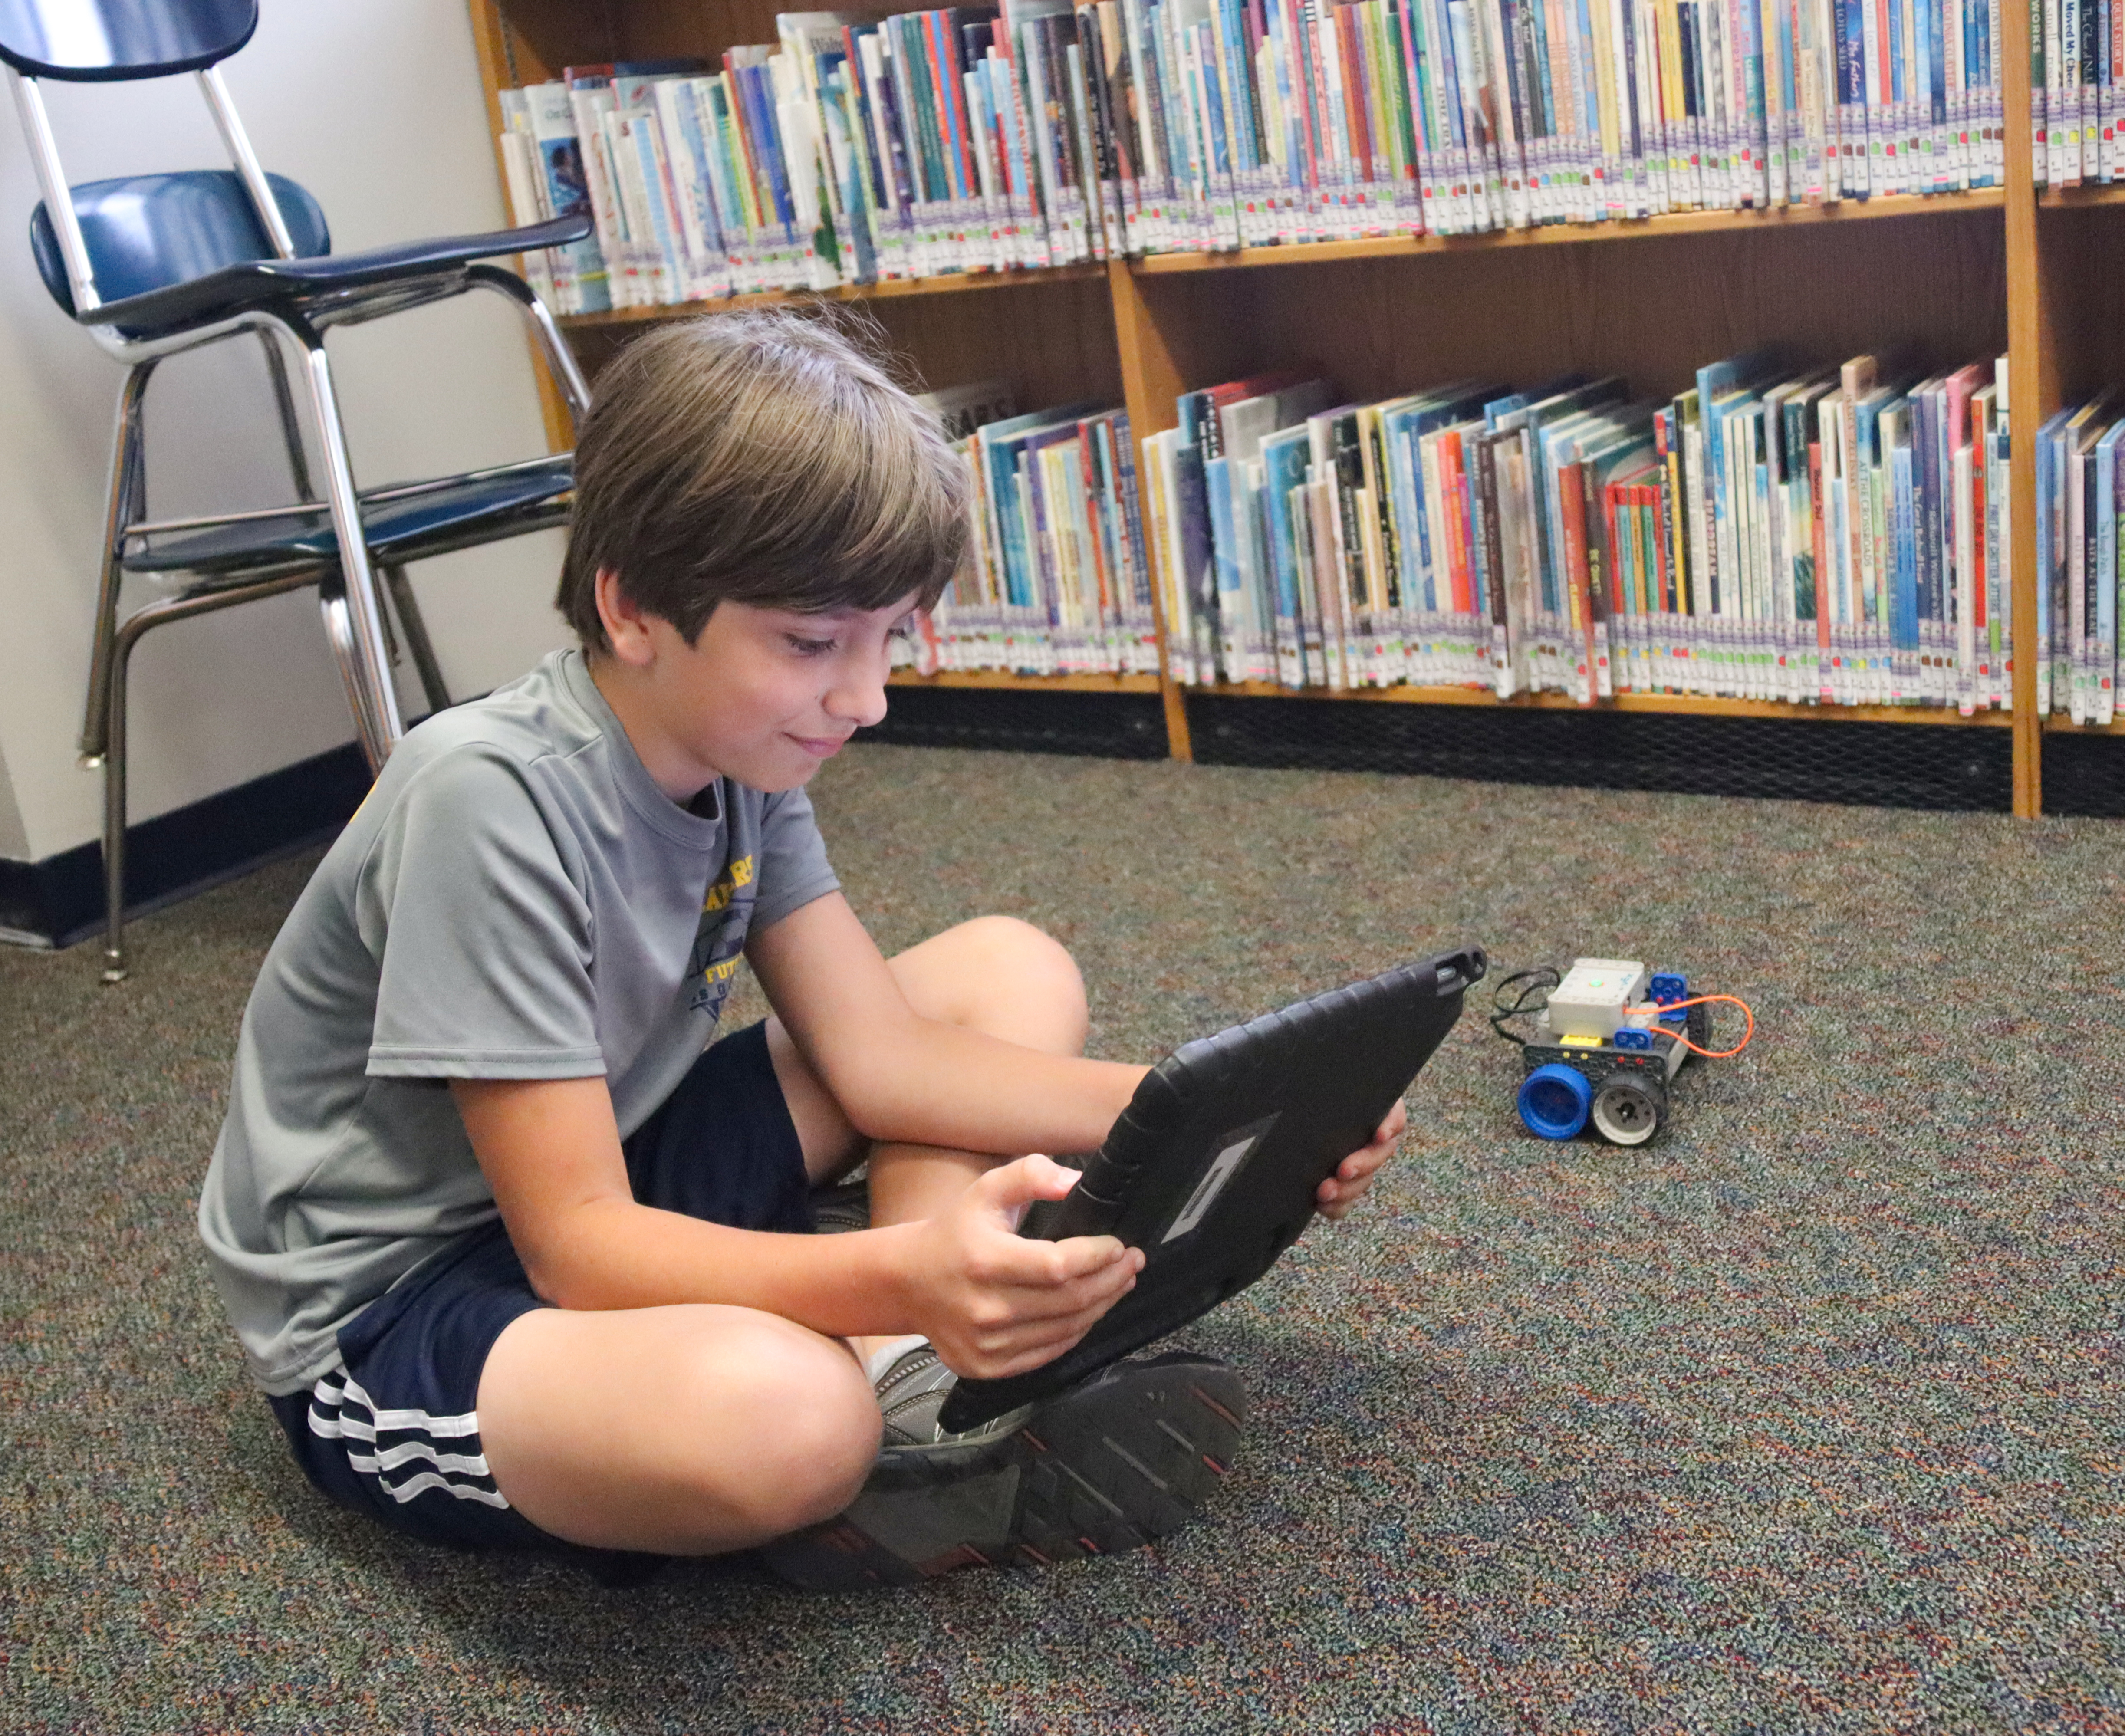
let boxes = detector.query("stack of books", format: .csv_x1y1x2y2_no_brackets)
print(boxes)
2030,0,2125,184
493,0,2004,312
1140,353,2014,710
897,383,1164,675
2036,392,2125,724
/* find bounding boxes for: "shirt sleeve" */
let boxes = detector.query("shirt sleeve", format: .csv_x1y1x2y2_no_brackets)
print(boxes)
355,746,607,1079
750,783,842,934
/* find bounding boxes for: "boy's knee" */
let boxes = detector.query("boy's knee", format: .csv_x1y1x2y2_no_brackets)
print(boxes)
954,916,1089,1048
771,1352,885,1530
684,1328,880,1539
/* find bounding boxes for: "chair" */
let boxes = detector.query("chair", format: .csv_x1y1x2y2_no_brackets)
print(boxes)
0,0,595,980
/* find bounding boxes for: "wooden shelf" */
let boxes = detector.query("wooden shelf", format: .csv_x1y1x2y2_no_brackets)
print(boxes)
557,262,1110,330
1131,191,2007,275
1192,682,2018,726
2037,184,2125,207
888,669,1163,694
554,195,2007,335
2043,713,2125,732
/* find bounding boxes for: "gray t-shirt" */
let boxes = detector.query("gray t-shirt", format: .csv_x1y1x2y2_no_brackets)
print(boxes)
198,649,840,1394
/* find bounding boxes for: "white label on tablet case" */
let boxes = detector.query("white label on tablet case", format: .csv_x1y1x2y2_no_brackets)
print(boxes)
1161,1114,1278,1244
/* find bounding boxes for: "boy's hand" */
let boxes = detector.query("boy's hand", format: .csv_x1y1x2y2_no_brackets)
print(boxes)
904,1154,1143,1382
1316,1098,1408,1221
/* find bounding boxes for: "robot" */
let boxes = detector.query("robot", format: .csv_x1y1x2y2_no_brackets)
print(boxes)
1496,959,1719,1147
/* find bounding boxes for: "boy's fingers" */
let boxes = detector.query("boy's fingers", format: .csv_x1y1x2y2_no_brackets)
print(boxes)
967,1249,1138,1324
962,1226,1133,1291
974,1153,1082,1217
975,1293,1134,1369
994,1256,1138,1322
1041,1232,1141,1281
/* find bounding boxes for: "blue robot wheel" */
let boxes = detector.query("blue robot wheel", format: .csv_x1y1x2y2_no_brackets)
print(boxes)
1519,1063,1593,1140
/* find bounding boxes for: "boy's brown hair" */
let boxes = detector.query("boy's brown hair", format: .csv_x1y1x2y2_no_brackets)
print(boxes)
556,309,968,651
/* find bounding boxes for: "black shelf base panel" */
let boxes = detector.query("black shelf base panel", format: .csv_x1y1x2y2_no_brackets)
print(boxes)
1185,694,2015,813
2041,732,2125,817
863,685,1170,760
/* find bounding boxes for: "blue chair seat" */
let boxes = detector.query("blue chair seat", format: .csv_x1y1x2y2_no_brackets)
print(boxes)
123,456,573,576
30,169,590,338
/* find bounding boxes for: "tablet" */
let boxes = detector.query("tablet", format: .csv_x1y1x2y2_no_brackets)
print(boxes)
935,944,1487,1433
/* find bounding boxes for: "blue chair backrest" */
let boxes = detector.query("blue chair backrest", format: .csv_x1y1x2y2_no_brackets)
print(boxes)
0,0,256,81
30,168,327,314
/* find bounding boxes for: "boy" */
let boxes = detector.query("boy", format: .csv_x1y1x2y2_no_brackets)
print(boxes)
198,311,1404,1589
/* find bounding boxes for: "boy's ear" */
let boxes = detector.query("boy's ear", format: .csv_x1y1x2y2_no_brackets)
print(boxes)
594,567,657,667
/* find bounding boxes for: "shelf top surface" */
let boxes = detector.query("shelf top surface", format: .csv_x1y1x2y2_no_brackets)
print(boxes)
553,192,2009,327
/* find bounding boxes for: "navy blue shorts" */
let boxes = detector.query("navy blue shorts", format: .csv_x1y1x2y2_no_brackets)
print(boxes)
268,1021,817,1571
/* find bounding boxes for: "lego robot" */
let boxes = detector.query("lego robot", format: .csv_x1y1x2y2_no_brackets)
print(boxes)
1500,959,1714,1147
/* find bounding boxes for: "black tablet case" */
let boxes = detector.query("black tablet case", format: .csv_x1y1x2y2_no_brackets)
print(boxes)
936,944,1487,1432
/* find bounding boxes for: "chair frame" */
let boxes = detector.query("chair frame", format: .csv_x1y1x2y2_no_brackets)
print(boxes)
7,62,593,981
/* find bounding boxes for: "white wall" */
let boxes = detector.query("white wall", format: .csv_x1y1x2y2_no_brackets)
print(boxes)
0,0,570,863
0,736,27,859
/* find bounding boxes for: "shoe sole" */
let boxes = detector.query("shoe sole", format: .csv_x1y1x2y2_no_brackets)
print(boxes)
760,1352,1246,1591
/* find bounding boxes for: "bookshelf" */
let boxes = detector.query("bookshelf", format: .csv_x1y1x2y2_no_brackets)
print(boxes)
466,0,2086,816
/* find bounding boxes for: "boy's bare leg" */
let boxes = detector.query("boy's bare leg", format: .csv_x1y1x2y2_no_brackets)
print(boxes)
473,917,1086,1555
766,915,1090,1372
475,1302,881,1555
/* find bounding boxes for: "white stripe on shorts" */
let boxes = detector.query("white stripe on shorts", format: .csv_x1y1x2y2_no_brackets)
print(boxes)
309,1370,510,1509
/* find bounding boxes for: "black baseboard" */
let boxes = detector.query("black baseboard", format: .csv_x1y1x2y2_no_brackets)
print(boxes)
2041,731,2125,817
861,684,1170,759
1186,693,2017,811
0,740,373,950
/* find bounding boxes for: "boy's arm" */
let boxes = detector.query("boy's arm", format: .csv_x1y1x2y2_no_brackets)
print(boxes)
749,893,1410,1218
450,1074,1141,1378
744,892,1147,1158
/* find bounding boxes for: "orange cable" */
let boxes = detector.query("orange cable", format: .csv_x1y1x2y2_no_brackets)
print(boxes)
1626,993,1756,1060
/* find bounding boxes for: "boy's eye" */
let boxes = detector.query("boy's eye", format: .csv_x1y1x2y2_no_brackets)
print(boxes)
786,633,836,656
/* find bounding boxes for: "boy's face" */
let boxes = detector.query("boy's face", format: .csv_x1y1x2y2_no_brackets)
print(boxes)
594,574,914,799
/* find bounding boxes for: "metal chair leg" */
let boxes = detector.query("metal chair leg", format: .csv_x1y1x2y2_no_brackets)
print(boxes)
256,328,314,501
79,360,155,766
95,567,324,983
381,565,451,716
373,575,402,667
269,315,404,773
99,608,134,982
466,264,592,430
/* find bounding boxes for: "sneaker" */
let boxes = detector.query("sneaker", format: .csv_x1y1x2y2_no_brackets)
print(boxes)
807,1177,870,1235
760,1346,1246,1591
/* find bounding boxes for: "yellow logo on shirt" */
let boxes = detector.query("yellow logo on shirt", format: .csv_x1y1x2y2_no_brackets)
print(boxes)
701,853,755,914
690,851,758,1016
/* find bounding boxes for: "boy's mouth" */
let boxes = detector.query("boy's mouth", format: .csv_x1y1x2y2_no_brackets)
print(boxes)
790,733,852,759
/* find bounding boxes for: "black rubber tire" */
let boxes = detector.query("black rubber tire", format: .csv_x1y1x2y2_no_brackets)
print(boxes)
1590,1074,1667,1147
1686,1000,1711,1054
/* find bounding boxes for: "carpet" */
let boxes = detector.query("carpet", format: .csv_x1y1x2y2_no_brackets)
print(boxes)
3,746,2119,1733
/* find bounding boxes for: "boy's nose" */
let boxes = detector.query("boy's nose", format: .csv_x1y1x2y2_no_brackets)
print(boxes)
826,670,889,731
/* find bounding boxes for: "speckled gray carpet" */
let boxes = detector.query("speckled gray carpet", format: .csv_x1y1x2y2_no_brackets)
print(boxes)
4,746,2122,1734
